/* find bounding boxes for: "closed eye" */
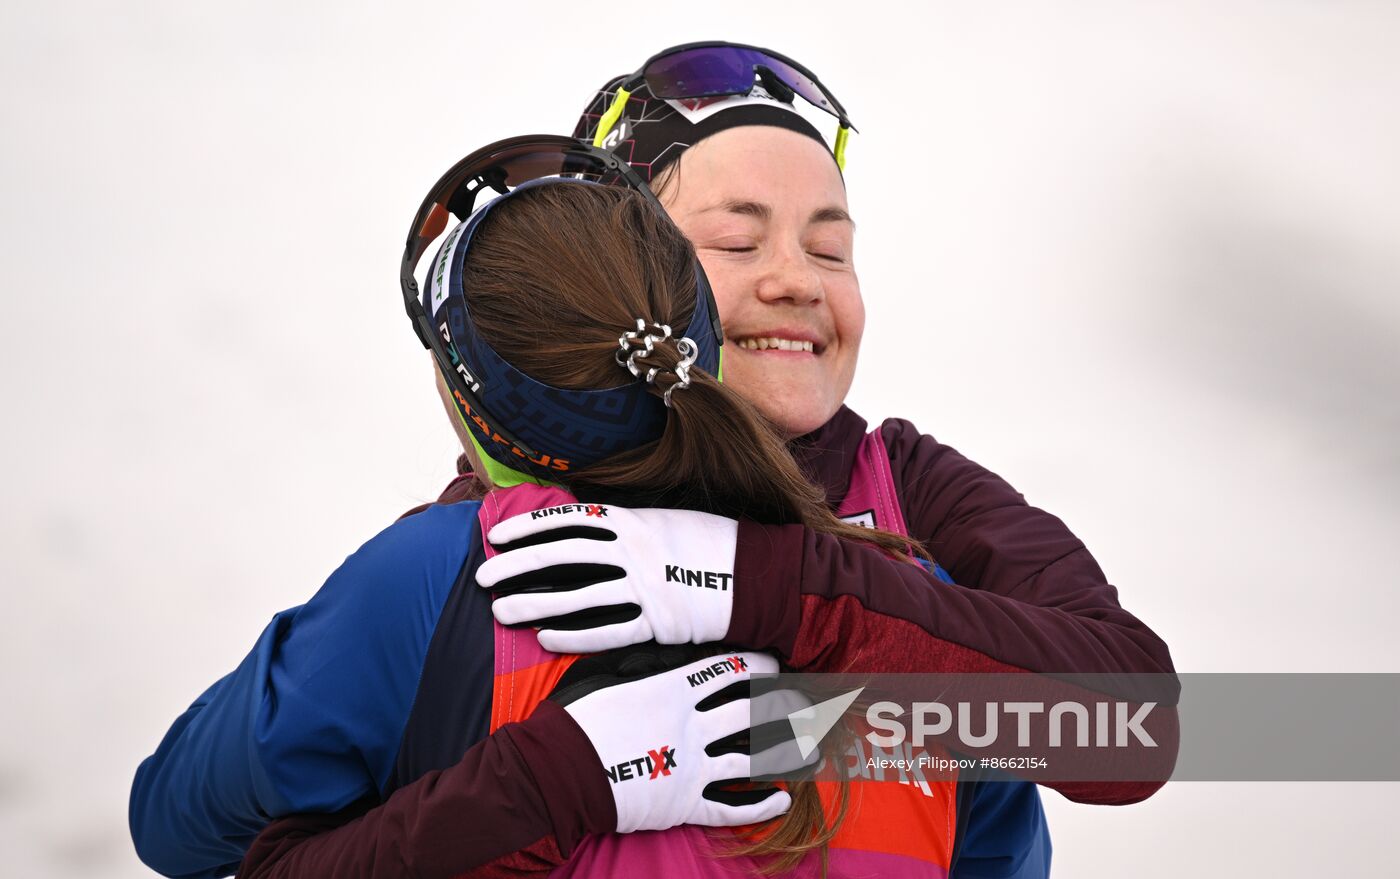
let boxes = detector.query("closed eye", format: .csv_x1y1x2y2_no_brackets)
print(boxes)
707,235,759,254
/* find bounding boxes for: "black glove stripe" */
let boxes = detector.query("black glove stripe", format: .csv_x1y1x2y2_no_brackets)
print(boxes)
490,524,617,553
483,562,626,597
520,602,641,632
702,781,785,807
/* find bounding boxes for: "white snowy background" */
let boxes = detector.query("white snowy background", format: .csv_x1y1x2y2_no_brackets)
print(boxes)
2,2,1397,876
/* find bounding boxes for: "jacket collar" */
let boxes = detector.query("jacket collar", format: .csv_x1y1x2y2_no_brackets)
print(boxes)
788,405,868,509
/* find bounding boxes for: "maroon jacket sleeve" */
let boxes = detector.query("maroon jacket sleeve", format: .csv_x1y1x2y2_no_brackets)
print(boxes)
726,419,1177,803
237,701,614,879
729,419,1174,676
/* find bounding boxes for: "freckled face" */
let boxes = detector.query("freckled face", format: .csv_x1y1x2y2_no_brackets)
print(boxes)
660,127,864,438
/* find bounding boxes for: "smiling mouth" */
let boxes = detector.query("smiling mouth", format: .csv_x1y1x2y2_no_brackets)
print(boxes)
733,336,818,354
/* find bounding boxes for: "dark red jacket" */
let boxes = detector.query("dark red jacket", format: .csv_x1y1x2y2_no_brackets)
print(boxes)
737,407,1175,678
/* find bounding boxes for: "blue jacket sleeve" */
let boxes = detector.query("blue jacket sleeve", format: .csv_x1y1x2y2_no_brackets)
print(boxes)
130,502,482,879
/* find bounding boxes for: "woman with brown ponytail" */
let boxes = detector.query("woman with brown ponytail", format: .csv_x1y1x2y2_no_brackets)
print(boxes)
131,149,942,878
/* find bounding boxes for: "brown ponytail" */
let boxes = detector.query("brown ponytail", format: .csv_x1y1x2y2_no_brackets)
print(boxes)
461,181,925,871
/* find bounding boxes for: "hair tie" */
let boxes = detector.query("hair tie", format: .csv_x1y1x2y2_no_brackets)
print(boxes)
615,318,698,407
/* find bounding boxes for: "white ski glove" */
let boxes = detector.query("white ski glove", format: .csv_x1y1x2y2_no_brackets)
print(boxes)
478,503,740,654
550,649,800,832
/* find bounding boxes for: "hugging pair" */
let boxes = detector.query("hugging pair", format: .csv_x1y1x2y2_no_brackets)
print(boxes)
132,43,1174,879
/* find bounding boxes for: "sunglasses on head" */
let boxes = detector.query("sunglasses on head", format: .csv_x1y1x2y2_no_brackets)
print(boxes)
592,41,856,169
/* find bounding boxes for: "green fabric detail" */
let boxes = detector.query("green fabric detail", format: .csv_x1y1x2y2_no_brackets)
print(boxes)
456,408,560,490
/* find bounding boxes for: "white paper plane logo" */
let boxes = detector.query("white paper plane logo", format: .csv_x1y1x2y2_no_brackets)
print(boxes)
788,687,865,759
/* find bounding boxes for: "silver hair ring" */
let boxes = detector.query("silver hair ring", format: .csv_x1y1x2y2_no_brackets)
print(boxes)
614,318,697,406
662,337,699,407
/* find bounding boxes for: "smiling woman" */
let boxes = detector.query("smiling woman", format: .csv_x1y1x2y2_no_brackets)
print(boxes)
652,125,865,437
173,42,1176,879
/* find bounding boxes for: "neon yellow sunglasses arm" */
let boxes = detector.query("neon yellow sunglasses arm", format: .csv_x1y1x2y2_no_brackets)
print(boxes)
834,125,850,171
592,87,633,148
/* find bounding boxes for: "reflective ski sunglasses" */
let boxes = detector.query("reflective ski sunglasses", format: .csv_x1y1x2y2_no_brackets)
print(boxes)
592,41,856,169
